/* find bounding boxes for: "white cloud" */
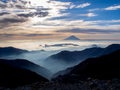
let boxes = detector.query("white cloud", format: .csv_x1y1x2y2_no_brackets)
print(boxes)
76,3,91,8
46,1,71,18
88,8,101,12
14,19,120,34
91,20,120,23
69,2,91,9
79,13,97,17
32,17,120,31
105,5,120,10
69,3,76,9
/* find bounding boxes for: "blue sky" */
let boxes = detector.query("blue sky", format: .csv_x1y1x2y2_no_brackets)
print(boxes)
52,0,120,20
0,0,120,40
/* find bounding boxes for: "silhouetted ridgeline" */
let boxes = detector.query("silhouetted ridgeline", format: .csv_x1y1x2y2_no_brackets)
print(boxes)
0,44,120,89
48,44,120,64
45,44,120,74
55,49,120,82
0,59,48,87
0,59,52,79
0,47,28,57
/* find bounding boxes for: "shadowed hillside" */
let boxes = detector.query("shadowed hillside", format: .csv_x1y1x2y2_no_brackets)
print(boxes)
55,49,120,82
0,47,28,57
49,44,120,64
0,59,48,87
45,44,120,73
0,59,52,79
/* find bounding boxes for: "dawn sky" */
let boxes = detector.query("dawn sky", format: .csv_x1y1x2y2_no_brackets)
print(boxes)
0,0,120,40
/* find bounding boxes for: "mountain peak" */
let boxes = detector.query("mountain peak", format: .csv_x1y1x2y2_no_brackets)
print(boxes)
64,35,80,40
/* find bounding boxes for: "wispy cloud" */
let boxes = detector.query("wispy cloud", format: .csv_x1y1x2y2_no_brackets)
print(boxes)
0,33,55,40
88,8,101,12
0,0,28,9
69,2,91,9
79,13,97,17
76,3,91,8
56,28,120,34
89,5,120,12
105,5,120,10
32,18,120,30
69,4,76,9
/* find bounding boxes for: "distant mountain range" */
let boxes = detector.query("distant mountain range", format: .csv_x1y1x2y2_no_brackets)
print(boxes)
55,49,120,82
0,59,48,87
47,44,120,67
42,44,120,75
0,44,120,87
0,47,28,57
64,35,80,40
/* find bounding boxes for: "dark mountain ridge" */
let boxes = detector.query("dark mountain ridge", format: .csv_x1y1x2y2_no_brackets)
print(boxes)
0,47,28,57
55,49,120,82
0,59,48,87
0,59,52,80
48,44,120,64
50,44,120,78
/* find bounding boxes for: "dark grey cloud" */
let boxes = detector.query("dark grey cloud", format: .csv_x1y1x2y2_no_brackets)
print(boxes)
0,0,50,29
56,28,120,34
17,11,49,18
0,3,6,8
0,34,15,37
0,33,54,39
0,17,27,23
0,9,49,29
0,0,28,9
0,0,29,29
23,34,54,37
32,11,49,17
0,12,10,16
15,4,25,9
0,0,50,30
0,15,28,29
17,13,33,18
0,34,17,40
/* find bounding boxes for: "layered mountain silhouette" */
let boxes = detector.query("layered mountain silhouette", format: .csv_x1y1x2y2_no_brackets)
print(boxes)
0,47,28,57
45,44,120,75
55,49,120,82
0,59,52,79
0,44,120,87
0,59,48,87
48,44,120,65
64,35,80,40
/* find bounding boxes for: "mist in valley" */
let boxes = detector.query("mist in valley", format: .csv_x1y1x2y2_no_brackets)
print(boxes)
0,43,93,79
0,41,119,79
